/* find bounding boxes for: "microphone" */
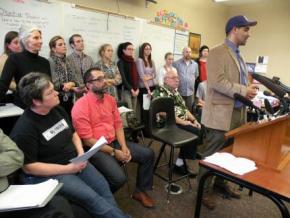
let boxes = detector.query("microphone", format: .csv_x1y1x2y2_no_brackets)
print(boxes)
264,99,275,115
272,76,290,94
252,73,286,98
233,93,263,112
263,90,279,99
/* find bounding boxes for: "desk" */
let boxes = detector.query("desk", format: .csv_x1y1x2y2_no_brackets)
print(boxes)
0,103,24,134
194,159,290,218
0,103,24,118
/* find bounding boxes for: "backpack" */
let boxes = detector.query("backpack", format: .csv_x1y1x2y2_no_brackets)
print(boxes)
120,111,140,129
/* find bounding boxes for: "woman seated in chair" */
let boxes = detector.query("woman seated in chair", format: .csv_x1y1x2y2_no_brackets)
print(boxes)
152,70,202,176
10,72,130,218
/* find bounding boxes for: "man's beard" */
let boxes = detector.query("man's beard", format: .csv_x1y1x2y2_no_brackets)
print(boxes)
92,86,106,98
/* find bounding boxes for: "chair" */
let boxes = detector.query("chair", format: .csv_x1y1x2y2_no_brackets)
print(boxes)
149,97,198,202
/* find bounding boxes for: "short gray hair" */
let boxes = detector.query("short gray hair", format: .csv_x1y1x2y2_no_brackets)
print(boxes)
18,72,51,107
19,24,41,48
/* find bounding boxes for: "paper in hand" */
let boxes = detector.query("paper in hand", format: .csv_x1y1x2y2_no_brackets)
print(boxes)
70,136,107,163
143,94,151,110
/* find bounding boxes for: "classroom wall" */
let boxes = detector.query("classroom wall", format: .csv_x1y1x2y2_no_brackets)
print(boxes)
60,0,229,50
228,0,290,85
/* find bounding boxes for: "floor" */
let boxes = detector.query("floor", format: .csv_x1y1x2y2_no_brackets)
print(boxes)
114,138,290,218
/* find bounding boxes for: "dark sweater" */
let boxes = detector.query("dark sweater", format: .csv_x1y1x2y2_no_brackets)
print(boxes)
117,59,138,91
0,49,51,108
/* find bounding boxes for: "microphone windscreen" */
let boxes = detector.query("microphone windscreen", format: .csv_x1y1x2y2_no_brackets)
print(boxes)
252,73,285,98
233,93,259,110
263,90,273,97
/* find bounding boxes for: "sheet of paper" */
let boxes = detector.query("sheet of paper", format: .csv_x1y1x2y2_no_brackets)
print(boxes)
143,94,151,110
70,136,107,163
118,106,133,114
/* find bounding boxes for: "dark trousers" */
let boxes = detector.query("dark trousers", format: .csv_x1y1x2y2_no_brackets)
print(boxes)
198,108,246,192
138,87,156,136
90,141,155,193
177,124,201,160
181,95,194,112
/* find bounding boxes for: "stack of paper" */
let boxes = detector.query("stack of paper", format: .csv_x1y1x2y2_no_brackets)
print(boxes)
204,152,257,175
0,179,61,212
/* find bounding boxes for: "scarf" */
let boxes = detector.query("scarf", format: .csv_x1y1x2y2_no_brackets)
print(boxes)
122,54,138,90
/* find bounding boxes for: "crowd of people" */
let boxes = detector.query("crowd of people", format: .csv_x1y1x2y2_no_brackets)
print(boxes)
0,14,258,217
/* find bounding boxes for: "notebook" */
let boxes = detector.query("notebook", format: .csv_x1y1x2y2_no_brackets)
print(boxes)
0,179,62,212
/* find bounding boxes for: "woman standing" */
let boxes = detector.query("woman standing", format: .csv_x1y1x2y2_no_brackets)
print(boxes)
48,35,77,115
157,52,177,86
0,31,21,91
0,25,51,108
197,45,209,82
95,44,122,101
117,42,139,115
136,43,156,133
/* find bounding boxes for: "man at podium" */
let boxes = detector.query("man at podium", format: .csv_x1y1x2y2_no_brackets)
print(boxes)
200,15,259,209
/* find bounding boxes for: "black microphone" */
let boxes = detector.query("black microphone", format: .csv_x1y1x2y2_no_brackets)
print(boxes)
263,90,278,98
233,93,262,112
264,99,275,115
252,73,286,98
272,76,290,94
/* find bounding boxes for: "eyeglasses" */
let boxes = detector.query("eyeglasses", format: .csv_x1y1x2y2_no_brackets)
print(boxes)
87,77,105,83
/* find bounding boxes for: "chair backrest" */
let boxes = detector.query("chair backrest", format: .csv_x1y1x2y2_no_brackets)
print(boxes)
148,97,176,135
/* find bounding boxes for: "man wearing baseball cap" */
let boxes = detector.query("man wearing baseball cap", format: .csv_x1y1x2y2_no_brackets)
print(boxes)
199,15,259,210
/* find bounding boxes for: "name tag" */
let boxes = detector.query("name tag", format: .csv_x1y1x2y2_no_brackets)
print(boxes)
42,119,69,141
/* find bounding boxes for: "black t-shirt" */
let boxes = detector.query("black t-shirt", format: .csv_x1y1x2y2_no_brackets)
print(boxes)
10,106,77,165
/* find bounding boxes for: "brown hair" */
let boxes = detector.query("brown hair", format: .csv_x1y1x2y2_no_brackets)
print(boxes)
164,52,173,59
49,35,64,57
139,42,152,67
98,43,112,57
4,31,19,55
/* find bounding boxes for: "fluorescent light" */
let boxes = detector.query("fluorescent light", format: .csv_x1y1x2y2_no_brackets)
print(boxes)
214,0,231,2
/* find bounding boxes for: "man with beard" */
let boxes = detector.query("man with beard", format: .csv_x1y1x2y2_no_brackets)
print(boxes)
71,67,155,208
173,47,199,111
200,15,259,210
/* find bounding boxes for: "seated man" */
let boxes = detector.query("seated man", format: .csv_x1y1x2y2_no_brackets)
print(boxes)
0,128,75,218
71,67,155,208
10,72,129,218
152,70,202,176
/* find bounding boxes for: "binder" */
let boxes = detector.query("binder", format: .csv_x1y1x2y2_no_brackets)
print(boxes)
0,179,62,212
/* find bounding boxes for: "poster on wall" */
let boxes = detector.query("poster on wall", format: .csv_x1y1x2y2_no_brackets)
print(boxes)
188,32,201,60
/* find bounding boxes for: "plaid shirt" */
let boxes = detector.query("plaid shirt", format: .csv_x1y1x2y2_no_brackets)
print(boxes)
67,52,93,85
152,85,189,120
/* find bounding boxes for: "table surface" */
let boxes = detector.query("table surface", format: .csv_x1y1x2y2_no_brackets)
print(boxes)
0,103,24,118
200,159,290,201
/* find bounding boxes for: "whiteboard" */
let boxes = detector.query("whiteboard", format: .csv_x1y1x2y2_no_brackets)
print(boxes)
141,22,175,69
0,0,188,67
0,0,62,58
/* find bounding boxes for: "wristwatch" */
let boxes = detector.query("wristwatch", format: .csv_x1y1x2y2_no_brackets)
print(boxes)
110,148,115,157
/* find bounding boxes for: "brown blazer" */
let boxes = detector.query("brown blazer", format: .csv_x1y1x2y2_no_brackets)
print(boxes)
201,43,248,131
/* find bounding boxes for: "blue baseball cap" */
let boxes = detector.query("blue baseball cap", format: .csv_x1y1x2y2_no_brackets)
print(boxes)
225,15,257,34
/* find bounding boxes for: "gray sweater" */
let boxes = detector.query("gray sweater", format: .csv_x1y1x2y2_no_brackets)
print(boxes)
0,129,24,192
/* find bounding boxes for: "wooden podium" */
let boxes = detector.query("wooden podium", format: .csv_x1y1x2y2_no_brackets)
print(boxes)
225,115,290,171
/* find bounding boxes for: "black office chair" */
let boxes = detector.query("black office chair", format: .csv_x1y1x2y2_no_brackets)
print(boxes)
149,97,198,202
